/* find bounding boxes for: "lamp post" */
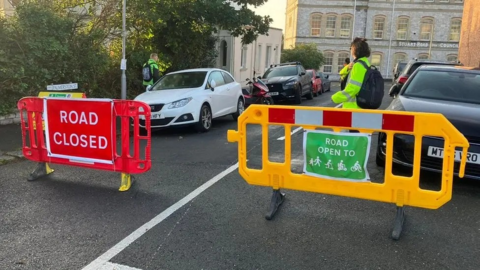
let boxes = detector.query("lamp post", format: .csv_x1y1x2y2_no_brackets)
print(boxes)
428,23,434,59
121,0,127,100
386,0,397,79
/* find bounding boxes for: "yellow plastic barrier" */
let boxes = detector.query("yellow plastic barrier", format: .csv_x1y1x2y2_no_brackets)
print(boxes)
227,105,470,240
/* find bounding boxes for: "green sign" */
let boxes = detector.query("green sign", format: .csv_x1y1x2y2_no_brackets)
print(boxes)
303,130,371,182
48,93,71,98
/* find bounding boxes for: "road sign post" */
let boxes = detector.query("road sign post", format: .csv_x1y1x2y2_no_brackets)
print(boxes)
17,97,152,192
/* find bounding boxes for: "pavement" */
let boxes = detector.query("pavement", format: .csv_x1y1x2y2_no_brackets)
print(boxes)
1,83,480,270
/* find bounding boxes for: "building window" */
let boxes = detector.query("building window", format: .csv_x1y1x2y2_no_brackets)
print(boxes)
454,0,463,3
420,18,434,40
337,52,349,72
325,15,337,37
449,18,462,41
256,45,262,70
373,16,385,39
340,15,352,38
310,13,322,36
397,17,409,40
220,40,228,67
447,54,458,62
371,53,382,71
425,0,434,2
323,52,334,73
439,0,449,2
241,46,247,68
418,53,429,60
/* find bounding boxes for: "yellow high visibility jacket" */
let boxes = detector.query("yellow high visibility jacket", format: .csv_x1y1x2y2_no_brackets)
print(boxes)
332,57,370,109
339,65,350,81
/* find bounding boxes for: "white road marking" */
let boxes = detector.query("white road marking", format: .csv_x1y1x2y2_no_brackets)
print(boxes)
277,126,303,140
97,262,143,270
82,163,239,270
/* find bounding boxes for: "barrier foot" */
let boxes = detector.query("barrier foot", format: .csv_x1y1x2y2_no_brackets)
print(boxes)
265,189,285,220
119,173,132,192
27,162,54,181
391,206,406,240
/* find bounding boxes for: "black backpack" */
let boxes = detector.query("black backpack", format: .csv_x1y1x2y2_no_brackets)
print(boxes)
142,62,153,81
355,60,384,109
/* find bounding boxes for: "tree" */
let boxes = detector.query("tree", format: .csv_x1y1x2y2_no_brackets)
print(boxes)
281,43,325,70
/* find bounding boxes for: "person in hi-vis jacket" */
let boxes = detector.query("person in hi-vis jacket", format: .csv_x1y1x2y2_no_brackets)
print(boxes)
332,37,371,109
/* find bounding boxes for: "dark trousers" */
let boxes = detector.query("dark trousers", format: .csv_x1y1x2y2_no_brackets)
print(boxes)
340,78,347,90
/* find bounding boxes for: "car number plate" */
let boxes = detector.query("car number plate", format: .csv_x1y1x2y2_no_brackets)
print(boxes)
151,114,164,119
427,146,480,165
269,92,279,96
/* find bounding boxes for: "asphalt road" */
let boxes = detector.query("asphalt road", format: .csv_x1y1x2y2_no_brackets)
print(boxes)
1,83,480,270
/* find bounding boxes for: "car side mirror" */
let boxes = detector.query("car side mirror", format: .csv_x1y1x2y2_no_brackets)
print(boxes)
209,80,216,91
146,85,153,92
245,78,250,81
300,72,306,76
316,75,321,79
325,75,329,79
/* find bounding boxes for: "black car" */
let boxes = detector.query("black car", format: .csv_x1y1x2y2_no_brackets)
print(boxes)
389,59,457,97
376,65,480,180
261,62,313,104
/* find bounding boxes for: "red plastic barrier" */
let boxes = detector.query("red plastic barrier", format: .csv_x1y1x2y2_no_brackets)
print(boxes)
17,97,152,174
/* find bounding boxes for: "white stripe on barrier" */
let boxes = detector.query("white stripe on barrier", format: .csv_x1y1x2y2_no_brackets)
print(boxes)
352,112,383,130
295,109,323,126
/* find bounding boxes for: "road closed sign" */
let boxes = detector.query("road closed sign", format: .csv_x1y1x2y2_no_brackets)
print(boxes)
44,98,114,164
303,130,372,182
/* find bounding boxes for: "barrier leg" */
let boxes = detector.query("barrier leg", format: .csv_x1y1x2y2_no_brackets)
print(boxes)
27,162,54,181
119,173,132,192
391,206,406,240
265,189,285,220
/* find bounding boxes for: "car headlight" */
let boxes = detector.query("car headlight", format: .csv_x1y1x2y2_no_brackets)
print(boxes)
168,97,192,109
284,81,296,86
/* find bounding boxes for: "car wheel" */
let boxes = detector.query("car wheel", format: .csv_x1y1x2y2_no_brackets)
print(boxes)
294,84,302,104
261,97,274,105
375,136,386,167
313,87,318,97
306,84,314,100
232,98,245,121
195,104,212,132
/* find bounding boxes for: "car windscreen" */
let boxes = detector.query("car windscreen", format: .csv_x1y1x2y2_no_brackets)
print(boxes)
152,72,207,90
263,66,298,78
402,70,480,105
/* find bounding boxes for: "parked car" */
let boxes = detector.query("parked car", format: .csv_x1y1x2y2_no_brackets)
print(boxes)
389,59,457,98
306,69,322,96
317,71,331,92
261,62,313,104
376,65,480,180
392,61,407,83
134,68,244,132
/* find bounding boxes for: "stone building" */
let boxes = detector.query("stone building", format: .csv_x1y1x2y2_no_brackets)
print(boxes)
284,0,464,80
458,0,480,67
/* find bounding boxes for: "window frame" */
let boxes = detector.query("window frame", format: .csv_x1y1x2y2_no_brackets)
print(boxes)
449,18,462,42
325,14,337,38
373,16,386,40
339,14,353,38
396,16,409,40
310,13,322,36
323,51,334,73
419,17,434,41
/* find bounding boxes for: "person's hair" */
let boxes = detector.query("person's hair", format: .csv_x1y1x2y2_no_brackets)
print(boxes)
345,58,350,64
350,38,370,59
150,53,158,59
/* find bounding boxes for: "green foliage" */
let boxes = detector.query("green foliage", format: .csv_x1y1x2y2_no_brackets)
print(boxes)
0,0,272,115
0,3,109,115
281,43,325,70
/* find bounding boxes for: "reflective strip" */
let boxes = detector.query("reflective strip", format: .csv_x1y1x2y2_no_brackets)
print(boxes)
352,113,383,129
295,110,323,126
350,79,363,87
341,91,352,99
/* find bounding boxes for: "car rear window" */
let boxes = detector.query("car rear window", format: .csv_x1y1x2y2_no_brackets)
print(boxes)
263,66,298,78
402,70,480,105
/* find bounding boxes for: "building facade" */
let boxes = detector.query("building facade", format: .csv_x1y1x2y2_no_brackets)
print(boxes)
0,0,14,17
458,0,479,67
214,28,283,85
285,0,464,80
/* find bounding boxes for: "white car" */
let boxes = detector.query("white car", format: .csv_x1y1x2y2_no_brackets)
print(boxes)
134,68,245,132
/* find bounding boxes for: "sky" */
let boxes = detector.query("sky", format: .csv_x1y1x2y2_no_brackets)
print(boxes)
253,0,287,31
